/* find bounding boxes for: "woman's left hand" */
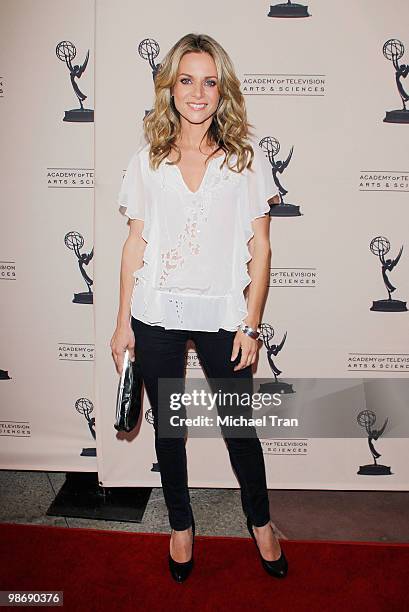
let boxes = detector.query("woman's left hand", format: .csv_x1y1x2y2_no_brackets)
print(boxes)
230,330,261,371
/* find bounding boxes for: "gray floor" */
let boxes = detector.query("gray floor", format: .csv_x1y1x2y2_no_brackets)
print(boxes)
1,470,408,542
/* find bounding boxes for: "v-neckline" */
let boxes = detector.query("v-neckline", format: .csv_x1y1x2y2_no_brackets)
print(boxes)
167,152,226,195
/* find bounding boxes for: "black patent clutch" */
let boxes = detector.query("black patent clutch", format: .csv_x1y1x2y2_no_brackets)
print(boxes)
114,349,143,432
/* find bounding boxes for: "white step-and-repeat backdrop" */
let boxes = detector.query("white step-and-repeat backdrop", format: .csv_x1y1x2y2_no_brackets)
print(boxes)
1,0,95,470
1,0,408,490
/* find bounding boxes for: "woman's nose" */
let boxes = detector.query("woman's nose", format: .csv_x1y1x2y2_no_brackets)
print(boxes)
192,82,204,98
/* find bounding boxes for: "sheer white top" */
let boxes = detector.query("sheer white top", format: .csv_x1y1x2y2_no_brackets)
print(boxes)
117,141,277,332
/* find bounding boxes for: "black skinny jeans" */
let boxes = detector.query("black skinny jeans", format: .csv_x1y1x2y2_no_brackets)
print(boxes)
131,316,271,531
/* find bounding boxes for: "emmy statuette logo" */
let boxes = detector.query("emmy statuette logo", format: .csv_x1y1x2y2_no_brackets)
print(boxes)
56,41,94,123
357,410,391,475
76,397,96,457
383,39,409,124
138,38,161,118
64,232,94,304
258,324,295,395
259,137,302,217
369,236,407,312
145,409,160,472
268,0,310,18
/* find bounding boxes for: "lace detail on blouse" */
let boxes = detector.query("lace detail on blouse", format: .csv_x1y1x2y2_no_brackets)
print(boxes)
159,205,204,288
158,168,214,290
167,295,185,324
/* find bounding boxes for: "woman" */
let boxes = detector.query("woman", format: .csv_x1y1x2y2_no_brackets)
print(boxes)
110,33,287,583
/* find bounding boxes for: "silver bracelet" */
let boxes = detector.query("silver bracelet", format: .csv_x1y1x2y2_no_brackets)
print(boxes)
239,323,261,340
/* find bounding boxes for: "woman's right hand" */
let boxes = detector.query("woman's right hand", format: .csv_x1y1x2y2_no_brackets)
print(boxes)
110,322,135,375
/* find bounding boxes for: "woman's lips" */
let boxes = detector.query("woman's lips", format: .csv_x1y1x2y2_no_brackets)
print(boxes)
187,103,208,111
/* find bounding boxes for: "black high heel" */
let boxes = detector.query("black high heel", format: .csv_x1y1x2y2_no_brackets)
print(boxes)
168,512,195,583
246,515,288,578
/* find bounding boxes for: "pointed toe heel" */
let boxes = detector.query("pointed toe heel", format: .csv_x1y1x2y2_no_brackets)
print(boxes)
168,514,196,583
246,515,288,578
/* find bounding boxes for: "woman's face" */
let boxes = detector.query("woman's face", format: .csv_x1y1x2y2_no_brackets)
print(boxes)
172,51,220,125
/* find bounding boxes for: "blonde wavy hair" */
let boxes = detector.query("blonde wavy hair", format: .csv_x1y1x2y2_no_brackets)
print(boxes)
143,33,256,174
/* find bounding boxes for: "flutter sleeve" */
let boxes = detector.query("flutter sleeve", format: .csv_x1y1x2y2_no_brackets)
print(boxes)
246,143,278,221
117,147,146,221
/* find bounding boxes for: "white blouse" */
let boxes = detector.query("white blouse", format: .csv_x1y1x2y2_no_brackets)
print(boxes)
117,140,277,332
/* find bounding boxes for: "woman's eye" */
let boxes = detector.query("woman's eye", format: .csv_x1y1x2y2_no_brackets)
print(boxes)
179,78,217,86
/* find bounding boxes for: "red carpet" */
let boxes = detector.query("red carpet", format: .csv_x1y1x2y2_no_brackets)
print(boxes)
1,522,408,611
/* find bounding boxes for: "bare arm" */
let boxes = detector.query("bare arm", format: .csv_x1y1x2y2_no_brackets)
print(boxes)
231,215,271,371
244,196,277,328
110,218,146,374
117,219,146,325
244,215,271,328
